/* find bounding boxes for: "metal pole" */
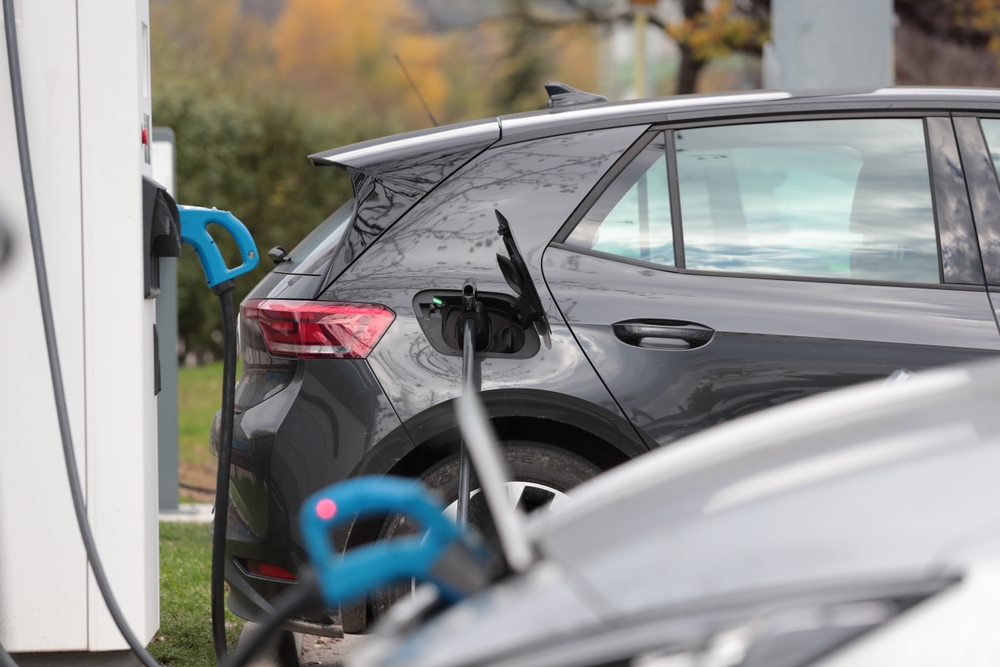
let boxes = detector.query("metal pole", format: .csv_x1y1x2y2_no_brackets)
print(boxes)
457,318,476,528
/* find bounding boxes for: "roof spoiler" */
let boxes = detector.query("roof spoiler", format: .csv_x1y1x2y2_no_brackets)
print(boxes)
308,119,499,173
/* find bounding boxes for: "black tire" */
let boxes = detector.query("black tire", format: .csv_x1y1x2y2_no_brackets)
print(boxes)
371,441,601,618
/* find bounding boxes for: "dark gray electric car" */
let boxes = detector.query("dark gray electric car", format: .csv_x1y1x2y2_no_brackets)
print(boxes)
218,86,1000,632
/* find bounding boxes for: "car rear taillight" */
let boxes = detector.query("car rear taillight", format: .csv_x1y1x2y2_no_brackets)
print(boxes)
242,299,395,360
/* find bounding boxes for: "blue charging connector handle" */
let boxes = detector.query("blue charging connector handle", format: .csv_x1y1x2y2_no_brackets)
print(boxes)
177,205,259,288
301,477,487,606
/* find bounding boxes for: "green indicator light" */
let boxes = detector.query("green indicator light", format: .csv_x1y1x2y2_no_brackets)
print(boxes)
432,297,444,306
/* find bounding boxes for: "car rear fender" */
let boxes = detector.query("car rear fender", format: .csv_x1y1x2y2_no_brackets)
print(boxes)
350,388,650,484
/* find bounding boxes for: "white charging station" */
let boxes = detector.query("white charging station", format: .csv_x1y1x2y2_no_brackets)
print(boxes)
1,0,159,662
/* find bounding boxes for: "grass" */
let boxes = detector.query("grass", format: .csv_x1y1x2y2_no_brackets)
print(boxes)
157,364,245,664
178,361,238,501
151,522,244,666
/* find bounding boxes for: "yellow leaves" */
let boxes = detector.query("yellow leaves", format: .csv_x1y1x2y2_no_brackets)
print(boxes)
666,0,769,61
153,0,618,128
272,0,446,126
965,0,1000,52
965,0,1000,29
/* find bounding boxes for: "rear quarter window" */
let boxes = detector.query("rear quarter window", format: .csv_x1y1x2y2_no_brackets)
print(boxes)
282,197,354,274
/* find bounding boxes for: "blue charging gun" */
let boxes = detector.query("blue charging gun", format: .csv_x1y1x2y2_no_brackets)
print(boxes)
177,205,259,290
300,477,492,606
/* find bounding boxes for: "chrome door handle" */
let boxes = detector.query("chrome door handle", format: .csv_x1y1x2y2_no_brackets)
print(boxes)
613,321,714,349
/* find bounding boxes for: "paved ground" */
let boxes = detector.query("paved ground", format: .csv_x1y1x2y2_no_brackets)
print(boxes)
299,634,368,666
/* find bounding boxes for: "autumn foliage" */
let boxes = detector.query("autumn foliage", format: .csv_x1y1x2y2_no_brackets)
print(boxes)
666,0,769,63
271,0,449,122
150,0,602,355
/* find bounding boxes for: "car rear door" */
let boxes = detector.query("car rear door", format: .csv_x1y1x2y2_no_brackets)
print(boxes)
544,114,1000,446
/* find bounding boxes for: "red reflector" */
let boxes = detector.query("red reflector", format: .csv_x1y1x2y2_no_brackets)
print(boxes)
244,559,297,581
243,299,395,359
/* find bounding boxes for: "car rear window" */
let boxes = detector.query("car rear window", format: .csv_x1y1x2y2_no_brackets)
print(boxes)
281,197,354,274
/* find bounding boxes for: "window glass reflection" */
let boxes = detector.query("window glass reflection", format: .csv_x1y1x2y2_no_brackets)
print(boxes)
676,118,939,284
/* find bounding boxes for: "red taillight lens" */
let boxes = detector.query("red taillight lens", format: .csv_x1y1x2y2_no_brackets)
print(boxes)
242,299,395,360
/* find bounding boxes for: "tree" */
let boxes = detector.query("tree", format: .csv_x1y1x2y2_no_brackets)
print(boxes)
505,0,770,95
668,0,770,94
272,0,449,127
897,0,1000,49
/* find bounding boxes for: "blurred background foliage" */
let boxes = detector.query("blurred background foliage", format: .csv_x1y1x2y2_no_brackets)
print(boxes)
153,0,1000,359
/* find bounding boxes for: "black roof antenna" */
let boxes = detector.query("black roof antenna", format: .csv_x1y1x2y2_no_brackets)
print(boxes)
544,81,608,110
394,53,439,128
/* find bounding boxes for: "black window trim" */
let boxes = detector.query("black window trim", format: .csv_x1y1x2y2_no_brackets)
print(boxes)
548,241,984,291
954,112,1000,287
665,129,685,269
923,117,948,285
925,116,986,285
551,110,976,291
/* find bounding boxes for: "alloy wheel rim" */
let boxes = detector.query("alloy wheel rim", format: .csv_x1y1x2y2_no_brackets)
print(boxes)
442,481,572,520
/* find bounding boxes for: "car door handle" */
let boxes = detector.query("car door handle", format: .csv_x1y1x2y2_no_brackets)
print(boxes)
613,320,714,349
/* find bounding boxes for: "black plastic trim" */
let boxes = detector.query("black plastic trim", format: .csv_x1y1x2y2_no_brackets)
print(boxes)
926,116,986,285
954,115,1000,286
665,129,685,269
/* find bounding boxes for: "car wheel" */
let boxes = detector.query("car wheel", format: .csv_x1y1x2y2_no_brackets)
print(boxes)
371,441,601,618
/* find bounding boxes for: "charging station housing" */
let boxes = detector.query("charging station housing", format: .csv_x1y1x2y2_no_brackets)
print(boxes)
1,0,159,661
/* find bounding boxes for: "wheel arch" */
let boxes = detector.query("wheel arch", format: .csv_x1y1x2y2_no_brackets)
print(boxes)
355,388,649,481
337,388,649,631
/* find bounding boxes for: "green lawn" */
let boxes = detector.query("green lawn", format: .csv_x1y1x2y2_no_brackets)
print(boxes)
151,522,244,666
159,364,245,663
178,361,238,500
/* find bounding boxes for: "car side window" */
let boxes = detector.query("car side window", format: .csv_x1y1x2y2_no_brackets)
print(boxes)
675,118,941,284
565,133,674,266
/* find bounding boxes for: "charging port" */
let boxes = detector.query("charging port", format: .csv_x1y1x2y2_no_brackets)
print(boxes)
413,289,541,359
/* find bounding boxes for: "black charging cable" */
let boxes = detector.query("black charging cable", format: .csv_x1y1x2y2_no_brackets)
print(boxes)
211,282,237,663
